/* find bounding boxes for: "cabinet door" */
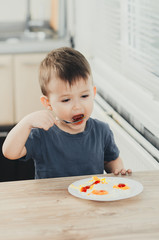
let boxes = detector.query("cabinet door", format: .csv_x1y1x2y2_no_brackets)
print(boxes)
14,53,47,122
0,55,14,125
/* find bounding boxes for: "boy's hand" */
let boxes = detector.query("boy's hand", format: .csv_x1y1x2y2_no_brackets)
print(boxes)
24,110,56,131
2,110,56,160
114,168,132,175
104,157,132,175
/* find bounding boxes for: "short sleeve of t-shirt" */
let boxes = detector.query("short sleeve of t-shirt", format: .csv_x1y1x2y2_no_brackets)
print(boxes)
23,128,41,161
103,123,119,162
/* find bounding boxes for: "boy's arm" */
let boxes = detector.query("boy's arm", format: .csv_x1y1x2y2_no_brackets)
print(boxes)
104,157,132,175
2,120,31,159
2,110,55,160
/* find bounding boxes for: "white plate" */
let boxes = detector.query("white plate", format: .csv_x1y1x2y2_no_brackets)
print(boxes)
68,176,143,201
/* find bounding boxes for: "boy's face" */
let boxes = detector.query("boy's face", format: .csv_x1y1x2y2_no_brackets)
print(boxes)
45,76,96,134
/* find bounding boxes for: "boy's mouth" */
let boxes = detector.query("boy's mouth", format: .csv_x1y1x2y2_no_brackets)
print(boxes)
72,114,85,123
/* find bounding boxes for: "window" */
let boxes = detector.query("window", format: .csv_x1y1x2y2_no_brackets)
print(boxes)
73,0,159,150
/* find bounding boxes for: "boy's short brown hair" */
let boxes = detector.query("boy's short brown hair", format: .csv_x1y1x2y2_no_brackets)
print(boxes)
39,47,92,96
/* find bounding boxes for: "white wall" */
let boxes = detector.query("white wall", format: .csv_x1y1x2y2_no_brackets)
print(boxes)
0,0,51,22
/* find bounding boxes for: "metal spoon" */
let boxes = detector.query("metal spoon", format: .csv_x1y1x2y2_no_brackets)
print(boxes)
52,111,86,124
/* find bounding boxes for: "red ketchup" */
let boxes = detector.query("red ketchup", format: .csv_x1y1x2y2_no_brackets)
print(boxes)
118,183,126,188
80,180,100,192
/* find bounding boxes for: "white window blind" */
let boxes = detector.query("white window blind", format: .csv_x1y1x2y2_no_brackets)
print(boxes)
73,0,159,150
91,0,159,99
124,0,159,99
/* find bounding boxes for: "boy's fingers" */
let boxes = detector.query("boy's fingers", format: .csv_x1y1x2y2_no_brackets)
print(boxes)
114,169,120,175
121,169,127,175
121,169,132,175
113,169,132,175
127,169,132,174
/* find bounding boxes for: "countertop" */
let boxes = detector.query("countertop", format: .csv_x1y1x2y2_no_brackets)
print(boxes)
0,37,70,54
0,21,70,54
0,170,159,240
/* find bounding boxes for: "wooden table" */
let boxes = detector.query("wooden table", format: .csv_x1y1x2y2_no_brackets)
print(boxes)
0,170,159,240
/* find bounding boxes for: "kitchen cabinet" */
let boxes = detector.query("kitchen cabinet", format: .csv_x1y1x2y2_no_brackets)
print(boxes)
14,53,46,122
0,52,49,182
0,53,47,125
0,134,35,182
0,55,14,125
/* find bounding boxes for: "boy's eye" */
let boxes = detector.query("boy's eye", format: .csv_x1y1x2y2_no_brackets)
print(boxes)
82,94,89,98
62,99,70,102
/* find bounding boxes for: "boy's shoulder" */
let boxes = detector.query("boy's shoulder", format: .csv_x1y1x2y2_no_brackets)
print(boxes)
89,118,110,131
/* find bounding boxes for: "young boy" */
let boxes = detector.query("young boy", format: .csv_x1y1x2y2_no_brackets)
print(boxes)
2,47,131,179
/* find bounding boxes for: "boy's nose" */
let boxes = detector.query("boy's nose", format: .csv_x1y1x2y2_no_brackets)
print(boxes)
72,100,81,110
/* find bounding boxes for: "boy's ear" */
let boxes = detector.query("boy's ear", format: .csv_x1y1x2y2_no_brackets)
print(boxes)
40,96,52,110
93,86,96,97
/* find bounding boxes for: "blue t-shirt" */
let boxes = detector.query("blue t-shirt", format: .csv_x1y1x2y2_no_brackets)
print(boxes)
22,118,119,179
